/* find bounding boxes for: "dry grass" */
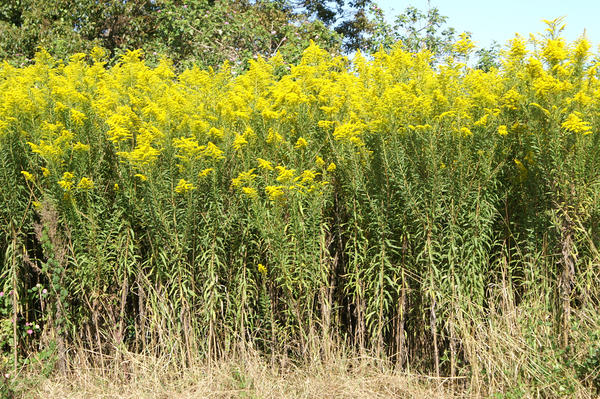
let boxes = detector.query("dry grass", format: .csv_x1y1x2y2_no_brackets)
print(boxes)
12,351,461,399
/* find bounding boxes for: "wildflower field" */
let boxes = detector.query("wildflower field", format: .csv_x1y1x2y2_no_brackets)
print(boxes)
1,20,600,397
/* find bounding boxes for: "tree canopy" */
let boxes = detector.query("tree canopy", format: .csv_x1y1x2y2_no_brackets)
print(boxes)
0,0,492,69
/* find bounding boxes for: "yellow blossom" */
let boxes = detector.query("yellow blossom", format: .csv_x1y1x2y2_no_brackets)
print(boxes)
257,158,274,170
258,263,267,275
459,127,473,136
318,120,335,130
70,109,87,126
275,166,295,183
73,142,90,151
562,112,592,134
315,156,325,168
175,179,197,194
203,142,225,160
77,177,94,190
542,38,568,66
295,137,308,149
233,134,248,151
507,35,528,60
241,187,258,199
296,170,318,184
21,171,34,182
58,172,75,191
265,185,285,201
232,169,257,188
266,128,283,144
453,32,475,57
199,168,214,178
208,127,224,139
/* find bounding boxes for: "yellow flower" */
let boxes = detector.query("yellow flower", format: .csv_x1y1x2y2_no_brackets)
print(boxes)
257,158,274,170
62,172,74,180
134,173,148,181
326,162,336,172
266,128,283,144
175,179,197,194
459,127,473,136
208,127,224,139
258,263,267,275
573,38,591,62
542,38,567,66
73,141,90,152
70,109,87,126
241,187,258,199
453,32,475,57
58,172,75,191
233,134,248,151
296,170,318,184
317,120,335,130
265,185,285,201
497,125,508,136
174,136,203,160
198,168,214,178
501,89,523,110
90,46,107,63
562,112,592,135
54,101,68,113
77,177,94,190
232,169,257,188
275,166,295,183
203,142,225,160
315,156,325,168
507,35,527,60
21,171,34,182
41,167,50,177
295,137,308,149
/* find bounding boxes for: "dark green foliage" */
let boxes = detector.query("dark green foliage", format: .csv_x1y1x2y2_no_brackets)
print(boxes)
0,0,343,69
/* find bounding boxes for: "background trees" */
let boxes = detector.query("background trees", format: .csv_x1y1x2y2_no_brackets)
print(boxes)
0,0,490,69
0,0,349,68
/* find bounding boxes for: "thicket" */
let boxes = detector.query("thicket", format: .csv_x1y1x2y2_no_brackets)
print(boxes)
1,19,600,397
0,0,471,71
0,0,390,70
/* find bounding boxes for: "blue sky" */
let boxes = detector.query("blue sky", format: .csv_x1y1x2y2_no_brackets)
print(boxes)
376,0,599,50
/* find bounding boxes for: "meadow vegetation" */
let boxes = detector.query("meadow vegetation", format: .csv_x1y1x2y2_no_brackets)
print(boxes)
1,18,600,397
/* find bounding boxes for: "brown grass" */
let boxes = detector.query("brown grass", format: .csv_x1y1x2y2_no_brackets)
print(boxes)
12,351,461,399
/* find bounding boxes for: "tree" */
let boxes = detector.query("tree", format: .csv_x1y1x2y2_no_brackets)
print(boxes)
295,0,376,52
150,0,341,70
368,3,457,58
474,41,501,71
0,0,499,70
367,2,500,70
0,0,342,69
0,0,158,62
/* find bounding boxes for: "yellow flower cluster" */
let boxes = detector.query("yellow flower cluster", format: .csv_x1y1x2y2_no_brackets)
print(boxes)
175,179,197,194
1,19,597,204
562,112,592,134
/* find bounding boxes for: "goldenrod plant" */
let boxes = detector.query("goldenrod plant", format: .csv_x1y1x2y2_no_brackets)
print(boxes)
1,18,599,396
